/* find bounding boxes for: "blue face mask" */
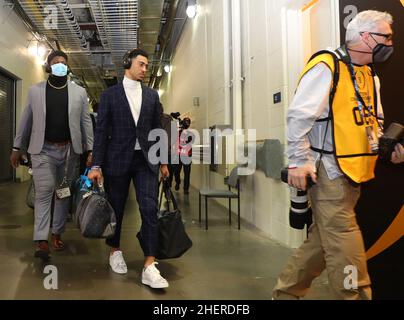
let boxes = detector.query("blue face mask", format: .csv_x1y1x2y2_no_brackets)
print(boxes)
51,63,68,77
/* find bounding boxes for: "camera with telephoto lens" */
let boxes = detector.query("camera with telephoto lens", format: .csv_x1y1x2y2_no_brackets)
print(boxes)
378,122,404,162
170,112,190,130
281,168,314,230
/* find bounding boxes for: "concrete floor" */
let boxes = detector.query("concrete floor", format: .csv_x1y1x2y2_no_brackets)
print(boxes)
0,180,331,300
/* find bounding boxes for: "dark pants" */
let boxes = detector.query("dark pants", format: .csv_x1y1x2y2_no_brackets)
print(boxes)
174,158,192,191
104,150,159,256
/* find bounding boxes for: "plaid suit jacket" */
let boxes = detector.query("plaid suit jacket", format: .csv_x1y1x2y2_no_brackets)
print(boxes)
93,82,162,176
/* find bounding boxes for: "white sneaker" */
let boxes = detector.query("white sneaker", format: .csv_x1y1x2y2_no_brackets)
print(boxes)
141,262,169,289
109,251,128,274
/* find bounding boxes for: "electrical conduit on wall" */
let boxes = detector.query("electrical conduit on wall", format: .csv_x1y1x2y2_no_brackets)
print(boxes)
231,0,243,132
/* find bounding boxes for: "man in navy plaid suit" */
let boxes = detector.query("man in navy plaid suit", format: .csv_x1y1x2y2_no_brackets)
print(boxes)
88,49,170,289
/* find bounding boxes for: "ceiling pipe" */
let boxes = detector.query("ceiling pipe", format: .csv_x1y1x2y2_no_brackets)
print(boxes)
148,0,180,89
59,0,89,50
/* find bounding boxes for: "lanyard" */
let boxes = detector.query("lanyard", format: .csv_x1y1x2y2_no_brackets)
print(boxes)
346,62,375,122
59,144,71,187
347,62,382,153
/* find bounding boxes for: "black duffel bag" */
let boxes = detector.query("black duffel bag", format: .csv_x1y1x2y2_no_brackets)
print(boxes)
137,179,192,259
74,184,116,239
72,169,92,214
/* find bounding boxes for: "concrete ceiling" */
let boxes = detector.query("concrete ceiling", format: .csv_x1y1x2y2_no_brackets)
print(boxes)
15,0,168,103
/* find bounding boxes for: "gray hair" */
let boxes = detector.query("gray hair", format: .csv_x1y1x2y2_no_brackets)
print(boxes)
346,10,393,45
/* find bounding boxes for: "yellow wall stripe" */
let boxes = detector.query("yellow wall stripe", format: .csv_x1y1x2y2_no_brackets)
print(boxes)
366,206,404,260
302,0,320,12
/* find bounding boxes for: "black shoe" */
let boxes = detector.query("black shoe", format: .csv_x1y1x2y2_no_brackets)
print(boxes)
175,184,180,191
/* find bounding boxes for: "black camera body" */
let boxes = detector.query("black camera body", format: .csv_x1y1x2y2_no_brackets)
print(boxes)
281,168,314,230
379,122,404,162
170,112,185,129
170,112,190,130
170,112,181,121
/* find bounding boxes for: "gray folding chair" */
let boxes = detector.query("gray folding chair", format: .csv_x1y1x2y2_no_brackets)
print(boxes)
199,167,240,230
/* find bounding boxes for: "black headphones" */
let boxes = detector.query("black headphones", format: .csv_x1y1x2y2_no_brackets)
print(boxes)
123,49,135,69
122,48,149,69
44,62,52,73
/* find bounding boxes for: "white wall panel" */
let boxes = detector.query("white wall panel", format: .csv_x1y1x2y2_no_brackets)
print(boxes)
159,0,339,248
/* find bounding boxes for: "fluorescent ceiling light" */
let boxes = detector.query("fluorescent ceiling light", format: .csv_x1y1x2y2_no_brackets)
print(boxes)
186,4,197,18
164,65,172,73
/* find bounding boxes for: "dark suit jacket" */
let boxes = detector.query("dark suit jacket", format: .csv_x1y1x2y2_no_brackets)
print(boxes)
92,82,162,176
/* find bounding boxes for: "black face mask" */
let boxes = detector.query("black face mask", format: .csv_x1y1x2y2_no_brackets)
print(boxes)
349,33,394,64
372,43,394,63
367,33,394,63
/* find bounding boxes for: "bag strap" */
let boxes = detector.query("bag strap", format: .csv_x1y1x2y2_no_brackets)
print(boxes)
158,180,165,210
165,181,179,211
158,179,179,211
59,145,71,187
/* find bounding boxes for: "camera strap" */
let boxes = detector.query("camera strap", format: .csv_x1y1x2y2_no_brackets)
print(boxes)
311,49,340,173
315,109,331,174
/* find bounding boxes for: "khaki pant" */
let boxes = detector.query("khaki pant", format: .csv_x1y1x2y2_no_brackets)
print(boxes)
272,164,371,300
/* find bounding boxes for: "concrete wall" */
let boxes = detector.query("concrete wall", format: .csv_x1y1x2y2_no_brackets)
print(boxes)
159,0,227,193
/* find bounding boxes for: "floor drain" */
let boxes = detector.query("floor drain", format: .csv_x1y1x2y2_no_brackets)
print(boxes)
0,224,22,229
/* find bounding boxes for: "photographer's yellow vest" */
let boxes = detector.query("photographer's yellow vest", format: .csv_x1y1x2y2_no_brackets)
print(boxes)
300,52,379,183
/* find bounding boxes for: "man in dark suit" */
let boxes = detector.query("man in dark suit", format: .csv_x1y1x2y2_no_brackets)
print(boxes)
88,49,170,289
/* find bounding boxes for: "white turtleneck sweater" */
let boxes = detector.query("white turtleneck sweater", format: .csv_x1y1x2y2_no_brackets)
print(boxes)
123,76,142,150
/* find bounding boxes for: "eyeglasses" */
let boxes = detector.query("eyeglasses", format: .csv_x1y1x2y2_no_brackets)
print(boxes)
360,31,393,41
